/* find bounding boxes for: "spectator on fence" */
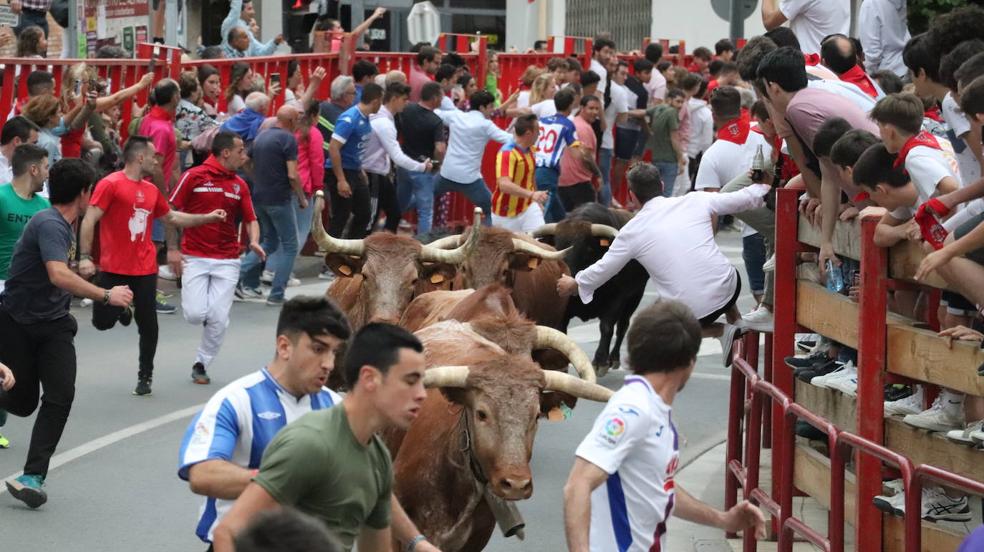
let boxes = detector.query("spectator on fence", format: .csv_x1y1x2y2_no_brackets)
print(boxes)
409,46,441,102
22,95,78,171
394,81,446,238
858,0,910,78
222,27,252,59
761,0,850,55
313,7,386,54
0,118,40,184
557,95,603,212
221,0,283,57
820,34,884,100
715,38,736,62
15,25,45,58
9,0,51,38
590,37,616,96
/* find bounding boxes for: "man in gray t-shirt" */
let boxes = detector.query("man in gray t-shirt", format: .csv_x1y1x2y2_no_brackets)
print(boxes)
0,159,133,510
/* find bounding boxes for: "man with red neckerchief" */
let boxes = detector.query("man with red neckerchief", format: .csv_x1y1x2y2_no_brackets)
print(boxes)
694,88,773,194
820,35,884,100
169,131,264,386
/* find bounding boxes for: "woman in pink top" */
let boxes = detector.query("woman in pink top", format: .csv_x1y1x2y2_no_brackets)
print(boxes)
293,101,324,248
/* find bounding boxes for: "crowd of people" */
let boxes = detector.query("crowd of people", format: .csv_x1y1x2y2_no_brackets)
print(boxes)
2,0,984,549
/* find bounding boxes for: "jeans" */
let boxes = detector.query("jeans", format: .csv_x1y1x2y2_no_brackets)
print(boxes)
368,172,401,233
396,168,437,236
435,175,492,226
14,9,48,37
654,161,678,197
742,233,767,296
534,166,566,223
598,148,613,207
0,309,77,477
92,272,159,377
326,169,371,239
267,194,314,273
721,172,776,306
240,202,298,300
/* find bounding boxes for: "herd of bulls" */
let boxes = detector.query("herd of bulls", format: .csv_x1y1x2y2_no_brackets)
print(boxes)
310,192,650,551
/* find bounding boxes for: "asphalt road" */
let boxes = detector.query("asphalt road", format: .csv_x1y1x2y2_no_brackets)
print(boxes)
0,230,756,551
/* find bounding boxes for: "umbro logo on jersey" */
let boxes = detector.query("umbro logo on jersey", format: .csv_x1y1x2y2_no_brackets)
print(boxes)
257,411,282,420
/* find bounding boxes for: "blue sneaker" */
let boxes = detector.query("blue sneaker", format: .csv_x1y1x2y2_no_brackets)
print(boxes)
6,474,47,508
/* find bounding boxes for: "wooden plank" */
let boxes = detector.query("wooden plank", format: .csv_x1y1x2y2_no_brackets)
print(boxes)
793,443,857,526
796,281,860,349
795,380,857,433
885,418,984,484
798,217,862,261
888,239,951,290
883,515,966,552
886,325,984,396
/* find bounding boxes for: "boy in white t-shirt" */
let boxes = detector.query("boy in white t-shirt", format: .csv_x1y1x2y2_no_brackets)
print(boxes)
563,300,765,552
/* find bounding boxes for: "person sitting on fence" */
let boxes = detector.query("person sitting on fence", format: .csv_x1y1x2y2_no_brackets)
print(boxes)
220,0,283,58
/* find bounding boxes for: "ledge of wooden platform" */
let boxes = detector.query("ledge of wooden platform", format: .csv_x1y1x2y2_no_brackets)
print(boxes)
794,380,857,433
793,443,857,526
883,514,967,552
886,324,984,396
796,281,859,349
798,217,861,261
887,239,951,290
885,417,984,484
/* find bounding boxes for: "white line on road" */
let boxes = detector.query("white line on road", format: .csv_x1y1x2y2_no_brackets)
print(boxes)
0,403,204,493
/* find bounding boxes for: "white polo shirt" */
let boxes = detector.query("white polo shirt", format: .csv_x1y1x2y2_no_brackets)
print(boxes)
779,0,851,55
695,131,773,191
576,375,680,552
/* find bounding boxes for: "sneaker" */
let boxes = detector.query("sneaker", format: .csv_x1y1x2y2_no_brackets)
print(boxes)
80,298,93,308
811,361,855,389
763,253,776,273
191,362,210,385
6,474,47,508
119,304,133,327
796,333,820,352
795,419,827,440
133,376,152,396
945,419,984,446
873,490,906,515
796,359,843,383
158,265,178,281
916,488,972,522
885,386,924,417
719,323,742,368
784,350,830,370
266,295,286,307
156,290,176,314
902,395,963,432
318,268,336,281
0,432,7,448
883,478,905,495
739,306,774,333
825,362,858,396
884,384,912,402
261,271,302,287
234,284,265,302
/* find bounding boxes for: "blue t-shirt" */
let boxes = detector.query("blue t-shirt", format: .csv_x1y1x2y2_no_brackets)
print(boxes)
326,105,372,171
250,128,298,205
535,114,580,170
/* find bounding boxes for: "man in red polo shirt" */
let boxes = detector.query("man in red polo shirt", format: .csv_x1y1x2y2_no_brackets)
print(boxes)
169,132,263,385
79,136,225,396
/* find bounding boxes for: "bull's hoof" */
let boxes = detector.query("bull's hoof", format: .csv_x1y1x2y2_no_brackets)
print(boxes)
594,362,610,378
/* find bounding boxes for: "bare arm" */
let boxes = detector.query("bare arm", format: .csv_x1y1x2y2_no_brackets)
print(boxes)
675,485,766,539
579,147,602,177
286,160,305,204
46,260,130,305
938,174,984,211
669,129,685,163
298,67,328,109
761,0,788,29
563,458,609,552
350,7,386,42
187,460,255,501
79,205,104,259
95,73,154,112
873,213,915,248
818,172,842,270
433,141,447,161
163,209,225,229
211,483,282,552
329,139,347,183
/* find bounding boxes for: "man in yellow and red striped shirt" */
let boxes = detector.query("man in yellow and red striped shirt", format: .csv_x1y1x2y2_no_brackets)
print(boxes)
492,114,548,233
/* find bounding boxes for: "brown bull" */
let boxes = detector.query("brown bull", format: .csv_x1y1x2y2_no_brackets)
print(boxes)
310,191,479,328
386,298,609,552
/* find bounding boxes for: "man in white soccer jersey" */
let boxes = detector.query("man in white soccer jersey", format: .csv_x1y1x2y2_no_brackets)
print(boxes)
563,300,766,551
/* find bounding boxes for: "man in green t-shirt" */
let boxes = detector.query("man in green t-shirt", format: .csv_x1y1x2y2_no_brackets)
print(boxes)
0,144,50,292
213,323,432,552
646,88,687,198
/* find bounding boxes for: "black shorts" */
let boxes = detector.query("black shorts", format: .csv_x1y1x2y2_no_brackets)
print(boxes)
614,127,641,160
941,291,976,315
954,212,984,266
699,271,742,327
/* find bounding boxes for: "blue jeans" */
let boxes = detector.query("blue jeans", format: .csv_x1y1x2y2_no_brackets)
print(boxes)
397,168,438,236
535,166,566,223
240,202,298,300
742,233,767,296
598,148,613,207
654,161,678,197
435,175,492,226
266,194,314,276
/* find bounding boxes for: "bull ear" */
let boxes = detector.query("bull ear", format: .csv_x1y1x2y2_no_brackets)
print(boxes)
440,386,469,406
508,252,540,272
418,262,458,291
325,253,365,278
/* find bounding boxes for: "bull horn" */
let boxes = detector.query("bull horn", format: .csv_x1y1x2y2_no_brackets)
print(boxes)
311,191,365,256
419,208,482,263
511,238,570,261
531,223,557,238
423,365,471,388
590,224,619,240
542,370,613,402
425,235,463,250
534,326,596,383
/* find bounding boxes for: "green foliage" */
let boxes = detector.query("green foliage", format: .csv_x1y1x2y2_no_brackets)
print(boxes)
907,0,984,34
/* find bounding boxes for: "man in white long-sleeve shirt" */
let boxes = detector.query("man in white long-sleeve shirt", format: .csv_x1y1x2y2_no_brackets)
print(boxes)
220,0,283,57
434,90,512,225
557,164,769,363
363,82,431,234
858,0,911,79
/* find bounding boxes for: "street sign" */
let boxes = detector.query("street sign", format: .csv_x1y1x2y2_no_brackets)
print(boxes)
711,0,757,22
407,1,440,46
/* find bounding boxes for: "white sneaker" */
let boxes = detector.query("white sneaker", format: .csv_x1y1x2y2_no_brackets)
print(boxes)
763,253,776,272
318,269,336,281
918,487,972,522
796,333,821,353
261,270,301,287
80,298,93,308
873,489,906,515
902,395,963,432
158,265,178,281
882,478,905,495
740,306,774,333
811,361,853,388
884,386,924,417
946,419,984,446
825,362,859,396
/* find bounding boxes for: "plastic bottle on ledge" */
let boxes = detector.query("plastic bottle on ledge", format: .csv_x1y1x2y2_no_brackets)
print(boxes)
826,260,845,293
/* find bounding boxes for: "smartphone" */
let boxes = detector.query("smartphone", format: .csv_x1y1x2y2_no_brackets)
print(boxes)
270,73,282,86
74,78,82,96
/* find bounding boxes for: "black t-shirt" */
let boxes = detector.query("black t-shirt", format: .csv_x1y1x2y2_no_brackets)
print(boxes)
1,207,74,324
251,128,299,205
395,103,445,161
625,76,649,110
317,101,348,145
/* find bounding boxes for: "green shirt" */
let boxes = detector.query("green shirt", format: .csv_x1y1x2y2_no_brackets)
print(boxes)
253,405,392,550
646,105,681,163
0,184,50,279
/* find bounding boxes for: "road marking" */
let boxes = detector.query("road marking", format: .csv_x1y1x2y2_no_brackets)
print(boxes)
0,403,204,493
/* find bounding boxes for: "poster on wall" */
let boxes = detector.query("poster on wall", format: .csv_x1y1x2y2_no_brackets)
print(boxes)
84,0,150,56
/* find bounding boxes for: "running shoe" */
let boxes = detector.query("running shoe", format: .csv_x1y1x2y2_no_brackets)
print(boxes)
762,253,776,273
318,268,336,281
795,333,819,352
824,362,858,396
156,290,177,314
266,295,286,307
884,384,912,402
811,361,855,389
719,323,742,368
261,270,301,287
873,490,905,516
191,362,210,385
133,375,152,396
740,306,774,333
885,487,973,522
903,394,963,432
784,350,830,370
234,284,265,302
0,433,7,448
158,265,178,281
945,419,984,446
795,359,843,383
6,474,47,508
884,386,924,417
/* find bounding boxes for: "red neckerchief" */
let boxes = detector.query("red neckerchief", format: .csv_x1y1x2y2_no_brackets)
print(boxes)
894,131,941,169
803,53,821,66
839,65,879,99
716,110,751,145
147,105,174,122
924,105,944,123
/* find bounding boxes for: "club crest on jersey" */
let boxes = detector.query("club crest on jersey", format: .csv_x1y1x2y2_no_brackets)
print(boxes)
233,183,240,195
257,411,282,420
599,416,626,445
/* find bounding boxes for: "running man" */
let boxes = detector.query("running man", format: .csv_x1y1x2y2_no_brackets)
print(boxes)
563,300,766,550
169,131,263,385
79,136,226,396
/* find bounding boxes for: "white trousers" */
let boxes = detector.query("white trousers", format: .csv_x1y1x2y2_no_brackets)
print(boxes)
181,256,240,367
492,203,545,234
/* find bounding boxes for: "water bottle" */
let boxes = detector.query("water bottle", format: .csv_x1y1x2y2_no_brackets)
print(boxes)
826,260,845,293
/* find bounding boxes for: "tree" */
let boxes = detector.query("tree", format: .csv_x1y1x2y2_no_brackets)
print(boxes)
907,0,984,34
